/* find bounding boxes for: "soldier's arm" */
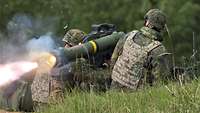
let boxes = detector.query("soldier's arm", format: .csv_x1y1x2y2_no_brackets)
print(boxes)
110,34,128,68
150,45,172,82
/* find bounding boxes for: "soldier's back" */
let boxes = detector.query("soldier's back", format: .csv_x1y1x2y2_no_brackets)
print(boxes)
111,27,169,90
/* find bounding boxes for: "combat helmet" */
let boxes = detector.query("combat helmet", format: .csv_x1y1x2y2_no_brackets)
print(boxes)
144,9,166,31
63,29,86,46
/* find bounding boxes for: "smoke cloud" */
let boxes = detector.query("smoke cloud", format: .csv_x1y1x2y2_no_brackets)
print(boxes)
7,14,34,44
0,13,60,63
26,33,57,53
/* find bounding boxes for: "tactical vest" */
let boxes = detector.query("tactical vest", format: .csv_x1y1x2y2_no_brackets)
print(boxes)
112,31,161,90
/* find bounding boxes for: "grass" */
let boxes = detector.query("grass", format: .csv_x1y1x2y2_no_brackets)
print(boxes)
39,79,200,113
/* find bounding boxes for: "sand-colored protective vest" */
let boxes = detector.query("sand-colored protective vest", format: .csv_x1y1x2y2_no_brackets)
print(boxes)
112,31,161,90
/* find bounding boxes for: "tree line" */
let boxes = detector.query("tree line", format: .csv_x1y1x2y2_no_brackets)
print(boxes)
0,0,200,63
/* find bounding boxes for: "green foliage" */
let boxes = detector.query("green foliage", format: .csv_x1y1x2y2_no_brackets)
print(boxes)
159,0,200,61
40,80,200,113
0,0,199,62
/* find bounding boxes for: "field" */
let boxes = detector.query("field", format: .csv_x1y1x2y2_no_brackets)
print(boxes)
41,80,200,113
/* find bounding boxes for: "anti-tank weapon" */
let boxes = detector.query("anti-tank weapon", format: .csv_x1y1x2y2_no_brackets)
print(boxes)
82,23,117,43
57,32,125,63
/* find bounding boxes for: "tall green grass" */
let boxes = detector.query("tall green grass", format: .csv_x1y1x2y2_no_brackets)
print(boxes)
40,80,200,113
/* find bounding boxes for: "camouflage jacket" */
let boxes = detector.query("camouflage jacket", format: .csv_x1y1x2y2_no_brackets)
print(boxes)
111,27,171,89
31,55,96,103
70,58,111,91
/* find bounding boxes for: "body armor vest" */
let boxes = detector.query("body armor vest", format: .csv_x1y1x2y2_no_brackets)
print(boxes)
112,31,161,90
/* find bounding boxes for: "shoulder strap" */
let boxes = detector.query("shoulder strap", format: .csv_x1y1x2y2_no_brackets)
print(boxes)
146,41,161,53
127,30,139,40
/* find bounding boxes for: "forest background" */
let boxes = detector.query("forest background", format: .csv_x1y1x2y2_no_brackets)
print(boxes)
0,0,200,64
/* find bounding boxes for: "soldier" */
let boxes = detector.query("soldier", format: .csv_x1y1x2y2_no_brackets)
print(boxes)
60,28,105,91
62,29,85,47
30,29,86,110
49,29,87,100
50,28,113,94
111,9,171,90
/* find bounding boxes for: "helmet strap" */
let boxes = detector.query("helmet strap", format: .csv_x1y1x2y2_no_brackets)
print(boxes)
144,20,149,27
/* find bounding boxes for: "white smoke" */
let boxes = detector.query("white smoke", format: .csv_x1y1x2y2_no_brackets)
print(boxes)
0,13,60,63
7,14,33,44
26,33,57,53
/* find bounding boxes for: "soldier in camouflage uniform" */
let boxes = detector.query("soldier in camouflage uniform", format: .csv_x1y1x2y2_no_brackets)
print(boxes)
60,29,109,91
30,29,86,109
49,29,87,100
51,28,111,94
62,29,85,47
111,9,171,90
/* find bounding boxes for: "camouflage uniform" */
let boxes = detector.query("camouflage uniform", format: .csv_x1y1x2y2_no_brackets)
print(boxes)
111,9,171,90
49,29,87,100
62,29,85,47
31,69,50,106
51,29,111,95
31,29,86,107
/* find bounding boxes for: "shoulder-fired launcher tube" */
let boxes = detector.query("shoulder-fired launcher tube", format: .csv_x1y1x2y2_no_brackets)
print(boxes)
60,32,125,62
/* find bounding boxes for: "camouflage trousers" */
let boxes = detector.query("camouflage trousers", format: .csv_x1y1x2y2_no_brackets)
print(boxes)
48,62,112,101
49,64,75,101
49,78,72,101
110,75,156,92
50,66,112,93
110,80,133,92
73,67,112,92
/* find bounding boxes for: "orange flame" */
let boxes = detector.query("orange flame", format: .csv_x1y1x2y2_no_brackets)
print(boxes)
0,61,38,86
31,52,57,73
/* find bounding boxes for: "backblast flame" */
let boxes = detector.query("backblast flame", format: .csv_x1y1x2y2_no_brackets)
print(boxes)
0,52,56,87
0,61,38,86
46,53,57,68
33,52,57,73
